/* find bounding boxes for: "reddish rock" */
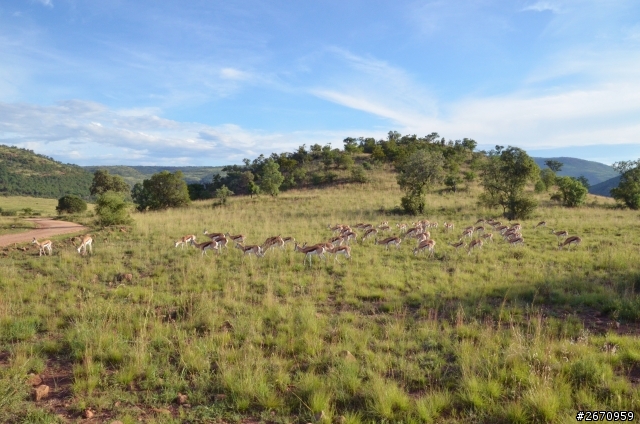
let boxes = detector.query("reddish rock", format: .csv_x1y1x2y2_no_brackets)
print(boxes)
33,384,49,401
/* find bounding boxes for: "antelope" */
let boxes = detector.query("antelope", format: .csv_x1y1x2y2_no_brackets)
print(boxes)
510,223,522,232
212,235,229,251
481,233,494,243
77,235,93,255
31,238,52,256
362,228,378,242
415,232,430,245
396,223,408,232
559,236,581,250
378,224,391,232
413,239,436,257
328,245,352,262
430,222,438,229
475,219,485,225
551,229,569,242
443,222,454,232
191,239,219,256
282,236,296,248
376,236,402,250
328,235,344,247
404,227,420,239
508,237,525,247
491,221,502,229
474,226,485,233
467,239,483,255
449,240,466,250
343,231,357,244
461,229,473,239
534,221,547,229
379,221,389,227
294,242,326,265
175,234,196,249
263,235,285,251
235,243,264,259
496,225,509,234
225,232,246,245
204,230,225,240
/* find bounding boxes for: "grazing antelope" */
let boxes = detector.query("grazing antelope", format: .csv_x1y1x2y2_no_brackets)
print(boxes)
282,236,296,248
263,235,285,251
496,225,509,234
362,228,378,242
413,239,436,257
175,234,196,249
534,221,547,229
294,243,326,265
449,240,466,251
31,238,52,256
508,237,525,247
467,239,483,255
225,232,246,245
510,223,522,232
77,235,93,255
559,236,581,250
475,219,485,225
551,229,569,242
212,235,229,251
396,223,408,232
404,227,420,239
481,233,494,243
376,236,402,250
203,230,225,240
328,235,344,247
443,222,454,232
235,243,264,260
461,229,473,239
490,221,502,229
474,226,485,233
328,245,352,262
191,239,219,256
378,224,391,232
343,231,357,244
415,232,430,245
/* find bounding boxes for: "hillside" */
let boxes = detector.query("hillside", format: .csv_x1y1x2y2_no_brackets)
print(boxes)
589,174,621,197
0,145,92,198
533,156,618,185
82,165,224,186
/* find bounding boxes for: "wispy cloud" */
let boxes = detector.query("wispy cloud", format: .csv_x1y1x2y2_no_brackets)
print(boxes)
522,1,563,13
34,0,53,7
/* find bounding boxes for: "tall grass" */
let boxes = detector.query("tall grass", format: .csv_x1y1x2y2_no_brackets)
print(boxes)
0,172,638,422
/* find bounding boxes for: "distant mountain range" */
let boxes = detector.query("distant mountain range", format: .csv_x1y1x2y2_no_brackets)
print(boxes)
82,165,224,186
533,156,621,197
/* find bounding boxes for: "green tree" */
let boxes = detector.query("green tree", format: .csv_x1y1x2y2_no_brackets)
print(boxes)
56,195,88,214
131,171,190,211
215,185,233,204
396,149,445,215
556,176,588,207
479,146,539,219
540,168,557,191
534,180,547,193
335,153,355,170
351,165,369,184
576,175,590,190
444,174,462,193
90,170,130,196
544,160,563,173
95,191,131,227
259,159,285,197
611,160,640,209
249,181,261,198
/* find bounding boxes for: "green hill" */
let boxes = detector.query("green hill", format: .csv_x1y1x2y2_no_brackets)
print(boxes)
0,145,92,198
82,165,224,186
589,175,621,197
533,156,618,186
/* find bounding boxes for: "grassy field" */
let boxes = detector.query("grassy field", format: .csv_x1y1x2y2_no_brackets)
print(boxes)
0,196,60,216
0,172,638,423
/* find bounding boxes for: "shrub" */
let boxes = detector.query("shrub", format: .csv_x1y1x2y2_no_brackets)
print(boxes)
56,195,88,214
95,191,132,227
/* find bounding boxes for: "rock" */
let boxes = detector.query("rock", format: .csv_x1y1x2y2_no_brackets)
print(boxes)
214,394,227,401
33,384,50,401
314,410,326,422
176,393,188,405
27,373,42,386
83,409,94,419
152,407,171,415
341,350,356,362
335,416,347,424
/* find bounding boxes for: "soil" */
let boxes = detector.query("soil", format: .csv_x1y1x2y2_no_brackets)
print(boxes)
0,218,88,248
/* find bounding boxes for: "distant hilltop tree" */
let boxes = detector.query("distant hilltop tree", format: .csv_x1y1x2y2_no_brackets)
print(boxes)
90,169,130,196
131,171,191,211
56,195,87,214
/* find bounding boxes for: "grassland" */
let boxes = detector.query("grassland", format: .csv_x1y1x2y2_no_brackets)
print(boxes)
0,170,639,423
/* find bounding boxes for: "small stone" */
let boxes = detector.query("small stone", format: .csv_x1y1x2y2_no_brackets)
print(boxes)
114,401,121,408
341,350,356,362
335,416,347,424
83,409,94,419
33,384,49,401
214,394,227,401
176,393,188,405
314,410,325,422
27,373,42,386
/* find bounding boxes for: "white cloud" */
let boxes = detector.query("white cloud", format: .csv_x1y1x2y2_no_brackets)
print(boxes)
522,1,563,13
34,0,53,7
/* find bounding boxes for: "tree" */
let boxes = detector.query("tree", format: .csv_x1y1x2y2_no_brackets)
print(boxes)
576,175,590,190
556,176,588,207
544,160,564,173
444,174,462,193
131,171,191,211
90,170,130,196
95,191,131,227
611,160,640,209
479,146,539,219
351,165,369,184
56,195,87,214
540,168,557,191
215,185,233,204
396,149,445,215
259,159,284,197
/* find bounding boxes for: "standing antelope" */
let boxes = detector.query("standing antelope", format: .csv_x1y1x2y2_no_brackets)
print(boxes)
413,239,436,257
467,239,483,255
559,236,581,250
396,223,408,232
235,243,264,260
534,221,547,229
328,245,352,262
362,228,378,242
282,236,296,248
77,235,93,255
294,243,326,265
443,222,454,232
31,238,52,256
175,234,196,249
508,237,525,247
204,230,225,240
449,240,466,251
225,232,246,245
551,229,569,243
376,236,402,250
481,233,494,243
191,239,219,256
263,235,285,252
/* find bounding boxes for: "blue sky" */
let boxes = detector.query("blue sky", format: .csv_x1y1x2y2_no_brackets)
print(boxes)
1,0,639,166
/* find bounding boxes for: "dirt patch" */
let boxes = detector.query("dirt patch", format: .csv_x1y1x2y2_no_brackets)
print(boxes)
0,350,9,366
36,357,75,421
0,218,88,248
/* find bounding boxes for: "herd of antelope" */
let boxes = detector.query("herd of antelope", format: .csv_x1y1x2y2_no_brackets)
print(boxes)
172,218,582,265
30,234,94,257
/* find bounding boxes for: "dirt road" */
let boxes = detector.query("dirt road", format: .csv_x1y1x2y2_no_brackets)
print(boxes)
0,218,88,248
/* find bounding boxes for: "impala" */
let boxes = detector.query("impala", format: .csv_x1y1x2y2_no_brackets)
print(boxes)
413,239,436,257
378,224,391,232
508,237,525,247
559,236,581,250
31,238,52,256
235,243,264,259
375,236,402,250
474,226,485,233
362,228,378,242
343,231,357,244
225,232,246,244
212,235,229,251
77,235,93,255
263,235,285,252
481,233,494,243
396,223,408,232
282,236,296,247
467,239,483,255
191,239,219,256
294,242,326,265
203,230,225,240
551,229,569,241
443,222,454,231
475,219,485,225
328,245,352,262
449,240,466,250
175,234,196,249
534,221,547,229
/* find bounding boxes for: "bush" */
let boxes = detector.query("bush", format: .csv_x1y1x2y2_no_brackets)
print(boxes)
351,166,369,184
56,195,88,214
401,192,425,215
95,191,132,227
556,176,588,207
